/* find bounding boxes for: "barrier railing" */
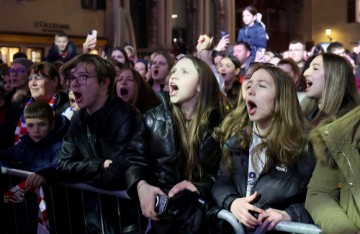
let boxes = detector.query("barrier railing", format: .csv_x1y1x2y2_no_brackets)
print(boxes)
1,167,322,234
0,166,144,234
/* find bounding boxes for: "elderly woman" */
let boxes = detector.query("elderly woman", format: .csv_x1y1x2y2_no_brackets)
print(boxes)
14,61,69,143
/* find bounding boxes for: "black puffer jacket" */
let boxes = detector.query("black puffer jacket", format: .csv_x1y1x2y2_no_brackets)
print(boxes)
56,97,141,190
212,135,316,225
125,92,223,200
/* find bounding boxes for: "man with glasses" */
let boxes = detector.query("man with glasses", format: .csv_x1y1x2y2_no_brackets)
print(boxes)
0,58,33,149
56,54,142,233
288,40,307,70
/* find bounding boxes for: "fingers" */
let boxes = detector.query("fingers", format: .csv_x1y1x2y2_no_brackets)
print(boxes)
168,180,198,197
25,174,46,189
258,208,291,231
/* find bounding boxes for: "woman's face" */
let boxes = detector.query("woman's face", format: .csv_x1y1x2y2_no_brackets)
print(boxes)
168,58,199,109
3,74,12,91
217,57,239,89
151,54,170,83
303,55,325,102
9,64,28,89
111,50,126,64
116,69,137,103
245,69,276,130
134,62,147,78
28,70,58,102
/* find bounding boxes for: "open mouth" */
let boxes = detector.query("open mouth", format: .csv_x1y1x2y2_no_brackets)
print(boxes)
120,87,128,96
73,91,82,100
221,73,227,78
246,100,257,115
306,80,313,88
153,69,159,76
169,83,179,96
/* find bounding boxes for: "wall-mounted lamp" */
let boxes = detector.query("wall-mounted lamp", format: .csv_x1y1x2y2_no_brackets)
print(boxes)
325,29,332,42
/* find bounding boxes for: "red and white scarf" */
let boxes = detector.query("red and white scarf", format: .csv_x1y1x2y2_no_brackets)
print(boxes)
14,95,57,144
4,181,50,233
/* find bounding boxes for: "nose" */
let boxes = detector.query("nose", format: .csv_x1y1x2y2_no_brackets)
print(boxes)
303,68,310,77
247,87,255,96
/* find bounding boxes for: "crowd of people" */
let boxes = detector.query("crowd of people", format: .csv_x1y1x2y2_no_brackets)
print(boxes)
0,5,359,234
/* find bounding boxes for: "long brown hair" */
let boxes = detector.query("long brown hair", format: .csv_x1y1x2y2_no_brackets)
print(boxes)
171,55,224,180
302,53,360,125
219,66,309,173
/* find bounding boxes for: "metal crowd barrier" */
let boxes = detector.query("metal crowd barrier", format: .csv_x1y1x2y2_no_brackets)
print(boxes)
1,167,322,234
0,166,144,234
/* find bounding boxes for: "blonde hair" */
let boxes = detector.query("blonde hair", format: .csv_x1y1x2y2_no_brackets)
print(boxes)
302,53,360,125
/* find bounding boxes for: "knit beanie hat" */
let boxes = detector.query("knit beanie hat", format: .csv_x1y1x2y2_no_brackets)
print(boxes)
12,58,34,70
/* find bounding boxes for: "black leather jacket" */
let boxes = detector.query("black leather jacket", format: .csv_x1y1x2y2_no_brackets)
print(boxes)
125,93,223,200
212,135,315,224
56,97,141,190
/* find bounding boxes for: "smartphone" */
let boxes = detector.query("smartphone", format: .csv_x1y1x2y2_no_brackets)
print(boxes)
220,31,229,38
154,194,168,215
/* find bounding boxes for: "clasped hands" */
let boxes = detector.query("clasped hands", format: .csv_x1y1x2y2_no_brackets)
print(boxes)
230,191,291,232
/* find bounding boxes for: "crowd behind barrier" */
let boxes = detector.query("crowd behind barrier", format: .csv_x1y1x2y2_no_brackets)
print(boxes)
1,167,322,234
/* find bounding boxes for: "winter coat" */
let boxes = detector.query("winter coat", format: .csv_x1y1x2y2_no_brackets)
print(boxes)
125,92,223,233
56,97,141,190
212,135,315,232
46,40,77,63
305,105,360,233
0,114,69,179
237,22,267,56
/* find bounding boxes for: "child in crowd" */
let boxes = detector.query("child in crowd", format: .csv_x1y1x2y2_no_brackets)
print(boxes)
0,101,68,186
0,101,69,234
62,90,79,120
46,32,77,63
237,6,267,63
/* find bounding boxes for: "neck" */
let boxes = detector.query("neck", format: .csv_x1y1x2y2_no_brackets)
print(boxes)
87,94,109,115
181,102,197,121
255,120,272,137
152,81,164,93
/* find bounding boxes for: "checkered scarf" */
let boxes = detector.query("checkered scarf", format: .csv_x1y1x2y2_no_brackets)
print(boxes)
14,95,57,144
4,180,50,233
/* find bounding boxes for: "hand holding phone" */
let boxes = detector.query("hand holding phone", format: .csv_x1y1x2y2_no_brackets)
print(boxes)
154,194,169,215
86,30,97,50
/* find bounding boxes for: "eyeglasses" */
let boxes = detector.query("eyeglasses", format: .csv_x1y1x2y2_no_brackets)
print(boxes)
65,74,97,86
28,73,47,81
9,68,26,76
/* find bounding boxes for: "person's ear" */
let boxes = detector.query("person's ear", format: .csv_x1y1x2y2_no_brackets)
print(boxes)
196,83,200,93
235,68,241,76
100,77,110,90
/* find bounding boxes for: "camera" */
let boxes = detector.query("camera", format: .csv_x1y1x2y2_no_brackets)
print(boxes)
154,194,169,215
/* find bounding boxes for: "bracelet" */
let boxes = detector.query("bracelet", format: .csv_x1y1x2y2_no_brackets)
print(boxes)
137,181,146,191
